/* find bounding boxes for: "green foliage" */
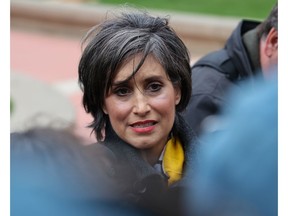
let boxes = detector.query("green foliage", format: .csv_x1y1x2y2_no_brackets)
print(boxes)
94,0,276,19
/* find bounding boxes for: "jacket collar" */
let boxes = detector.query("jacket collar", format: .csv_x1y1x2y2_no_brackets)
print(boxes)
225,20,261,78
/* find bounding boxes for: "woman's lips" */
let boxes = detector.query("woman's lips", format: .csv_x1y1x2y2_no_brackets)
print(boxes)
130,120,157,133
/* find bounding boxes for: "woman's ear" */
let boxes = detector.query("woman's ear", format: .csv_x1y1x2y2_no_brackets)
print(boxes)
175,87,181,105
102,104,108,114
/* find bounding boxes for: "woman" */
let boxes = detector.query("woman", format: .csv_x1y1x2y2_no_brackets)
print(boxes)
78,9,197,215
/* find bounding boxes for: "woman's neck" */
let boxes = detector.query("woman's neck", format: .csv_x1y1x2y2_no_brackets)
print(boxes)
140,142,166,166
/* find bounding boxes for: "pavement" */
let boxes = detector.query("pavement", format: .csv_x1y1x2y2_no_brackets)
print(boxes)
11,28,97,144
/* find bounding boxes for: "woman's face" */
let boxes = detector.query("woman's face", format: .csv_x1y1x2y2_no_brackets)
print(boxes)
103,55,181,160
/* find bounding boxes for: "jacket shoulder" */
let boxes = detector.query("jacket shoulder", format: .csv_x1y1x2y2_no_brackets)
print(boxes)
192,65,236,98
192,49,239,81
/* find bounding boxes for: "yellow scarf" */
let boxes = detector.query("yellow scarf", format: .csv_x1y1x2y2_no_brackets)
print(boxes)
163,137,185,185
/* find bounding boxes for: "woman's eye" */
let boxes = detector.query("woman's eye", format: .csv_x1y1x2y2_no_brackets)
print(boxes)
148,83,162,92
114,88,131,96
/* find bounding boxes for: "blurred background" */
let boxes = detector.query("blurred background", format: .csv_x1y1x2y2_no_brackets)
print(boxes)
10,0,275,144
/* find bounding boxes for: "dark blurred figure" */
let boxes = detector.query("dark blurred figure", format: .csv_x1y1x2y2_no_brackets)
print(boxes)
11,128,153,216
185,72,277,216
183,3,278,136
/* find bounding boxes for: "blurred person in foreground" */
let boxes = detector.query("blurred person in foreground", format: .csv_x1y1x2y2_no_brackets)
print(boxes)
11,127,152,216
185,70,277,216
78,9,198,216
183,3,278,136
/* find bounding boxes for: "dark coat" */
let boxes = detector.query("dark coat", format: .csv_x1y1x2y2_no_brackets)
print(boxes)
86,114,198,216
182,20,262,136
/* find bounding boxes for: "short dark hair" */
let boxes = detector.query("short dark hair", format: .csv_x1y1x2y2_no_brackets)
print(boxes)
78,10,192,141
258,3,278,38
10,128,104,195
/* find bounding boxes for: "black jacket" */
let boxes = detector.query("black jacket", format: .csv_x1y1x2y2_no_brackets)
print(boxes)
182,20,262,136
86,114,198,216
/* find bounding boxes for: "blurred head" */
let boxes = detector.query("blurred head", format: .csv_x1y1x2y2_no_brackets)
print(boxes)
258,3,278,78
78,10,191,142
10,128,119,216
187,76,278,216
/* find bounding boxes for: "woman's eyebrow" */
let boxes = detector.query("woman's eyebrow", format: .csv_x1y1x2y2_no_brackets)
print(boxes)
112,75,165,87
143,75,165,83
112,79,130,87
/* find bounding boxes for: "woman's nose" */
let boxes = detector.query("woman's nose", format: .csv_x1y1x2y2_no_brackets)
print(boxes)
132,91,151,116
